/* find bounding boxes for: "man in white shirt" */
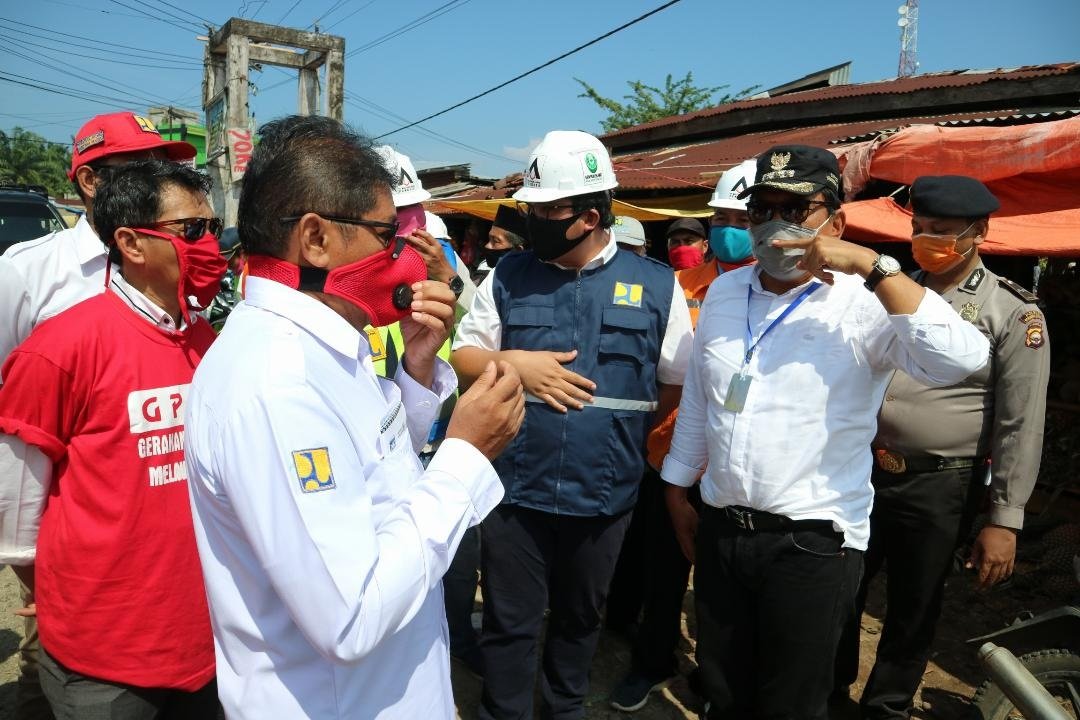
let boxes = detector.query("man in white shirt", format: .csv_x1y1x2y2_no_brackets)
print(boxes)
661,145,989,719
184,115,524,719
0,112,195,720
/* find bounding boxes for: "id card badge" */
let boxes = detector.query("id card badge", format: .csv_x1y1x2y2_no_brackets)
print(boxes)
724,373,752,413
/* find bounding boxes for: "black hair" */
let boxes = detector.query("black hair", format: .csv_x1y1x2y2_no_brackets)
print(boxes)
570,190,616,229
92,160,212,265
237,115,393,257
821,188,842,212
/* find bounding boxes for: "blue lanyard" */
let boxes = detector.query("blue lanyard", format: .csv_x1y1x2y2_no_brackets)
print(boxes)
743,282,822,365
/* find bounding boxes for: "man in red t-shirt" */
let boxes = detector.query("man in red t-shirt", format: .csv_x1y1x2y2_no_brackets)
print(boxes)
0,160,226,718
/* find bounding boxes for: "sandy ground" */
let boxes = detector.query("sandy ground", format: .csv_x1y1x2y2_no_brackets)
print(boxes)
0,548,1067,719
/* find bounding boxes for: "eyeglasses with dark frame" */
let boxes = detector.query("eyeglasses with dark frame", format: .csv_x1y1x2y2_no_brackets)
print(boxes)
514,201,579,219
142,217,224,242
279,214,400,247
745,200,831,225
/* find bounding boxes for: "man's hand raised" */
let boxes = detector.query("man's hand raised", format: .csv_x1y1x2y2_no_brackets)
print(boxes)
447,361,525,460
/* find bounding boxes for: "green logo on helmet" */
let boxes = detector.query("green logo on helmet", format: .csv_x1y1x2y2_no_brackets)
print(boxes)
585,153,598,173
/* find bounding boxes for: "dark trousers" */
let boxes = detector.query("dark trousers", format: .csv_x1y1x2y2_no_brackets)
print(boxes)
607,468,698,679
38,649,218,720
835,465,984,719
15,574,56,720
444,525,481,659
478,504,632,720
695,505,863,720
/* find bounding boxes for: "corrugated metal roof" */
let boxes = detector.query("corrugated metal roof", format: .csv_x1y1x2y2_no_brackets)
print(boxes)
610,110,1078,191
602,63,1080,141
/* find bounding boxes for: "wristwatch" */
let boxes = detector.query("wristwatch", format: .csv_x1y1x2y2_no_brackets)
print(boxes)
864,254,902,292
447,274,465,299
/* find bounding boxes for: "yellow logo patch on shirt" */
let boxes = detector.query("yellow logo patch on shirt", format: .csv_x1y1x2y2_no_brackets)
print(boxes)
293,448,336,493
365,327,387,362
613,282,643,308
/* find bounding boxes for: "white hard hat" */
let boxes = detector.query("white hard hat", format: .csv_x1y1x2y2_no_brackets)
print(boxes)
425,211,449,239
374,145,432,207
611,215,646,246
708,159,757,210
512,130,618,203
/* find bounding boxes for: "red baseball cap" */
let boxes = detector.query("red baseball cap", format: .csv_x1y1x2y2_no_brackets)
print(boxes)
68,112,197,179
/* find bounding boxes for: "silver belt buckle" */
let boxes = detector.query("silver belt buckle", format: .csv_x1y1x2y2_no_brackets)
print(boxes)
729,507,754,530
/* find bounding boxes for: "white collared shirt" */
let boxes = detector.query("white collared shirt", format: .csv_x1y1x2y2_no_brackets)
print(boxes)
109,271,187,331
185,276,503,719
0,215,107,372
453,232,694,385
661,267,989,550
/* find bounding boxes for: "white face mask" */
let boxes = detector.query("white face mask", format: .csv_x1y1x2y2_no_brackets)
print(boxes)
749,215,832,281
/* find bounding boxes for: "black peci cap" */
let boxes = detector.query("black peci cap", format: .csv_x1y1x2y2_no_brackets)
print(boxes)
493,203,529,239
910,175,1000,218
738,144,843,199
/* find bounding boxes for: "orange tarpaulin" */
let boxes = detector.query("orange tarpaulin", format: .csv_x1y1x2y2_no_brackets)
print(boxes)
838,115,1080,255
842,197,1080,257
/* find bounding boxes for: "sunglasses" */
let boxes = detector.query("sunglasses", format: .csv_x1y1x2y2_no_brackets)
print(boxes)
279,214,400,247
144,217,224,242
746,200,830,225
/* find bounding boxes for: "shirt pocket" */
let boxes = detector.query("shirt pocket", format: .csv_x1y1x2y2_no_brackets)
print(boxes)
599,306,649,366
503,301,555,352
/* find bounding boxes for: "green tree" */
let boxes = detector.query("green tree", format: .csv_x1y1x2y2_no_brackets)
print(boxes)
576,72,760,133
0,127,73,197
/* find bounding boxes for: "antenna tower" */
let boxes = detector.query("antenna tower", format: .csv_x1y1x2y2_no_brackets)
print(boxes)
897,0,919,78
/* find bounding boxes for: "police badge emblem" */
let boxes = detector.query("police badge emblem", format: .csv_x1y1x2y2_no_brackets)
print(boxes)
959,302,981,323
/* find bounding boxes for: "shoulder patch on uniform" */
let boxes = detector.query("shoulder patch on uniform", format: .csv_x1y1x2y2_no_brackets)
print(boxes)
998,276,1038,303
293,448,336,493
613,282,643,308
1025,323,1045,349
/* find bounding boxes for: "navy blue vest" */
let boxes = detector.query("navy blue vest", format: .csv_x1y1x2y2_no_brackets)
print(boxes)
491,247,673,516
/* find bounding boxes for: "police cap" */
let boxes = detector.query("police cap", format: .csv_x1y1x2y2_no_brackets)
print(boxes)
910,175,1000,219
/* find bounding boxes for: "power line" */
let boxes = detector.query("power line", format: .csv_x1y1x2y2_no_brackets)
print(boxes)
345,93,516,165
276,0,304,24
373,0,683,140
308,0,352,29
324,0,380,30
345,0,471,57
145,0,216,26
107,0,201,33
0,18,202,62
128,0,210,30
0,31,203,70
0,41,176,107
0,72,144,107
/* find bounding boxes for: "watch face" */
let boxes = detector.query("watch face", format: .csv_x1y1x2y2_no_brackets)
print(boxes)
449,275,464,293
878,255,902,274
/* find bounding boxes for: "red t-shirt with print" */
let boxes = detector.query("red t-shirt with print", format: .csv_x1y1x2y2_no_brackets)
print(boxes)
0,291,216,691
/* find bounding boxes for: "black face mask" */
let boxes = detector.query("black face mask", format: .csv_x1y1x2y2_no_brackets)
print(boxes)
482,246,512,267
527,211,590,262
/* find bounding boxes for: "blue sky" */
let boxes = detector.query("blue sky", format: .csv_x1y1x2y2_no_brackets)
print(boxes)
2,0,1077,179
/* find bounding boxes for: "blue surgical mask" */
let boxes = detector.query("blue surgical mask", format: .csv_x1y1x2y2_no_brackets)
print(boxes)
708,225,752,263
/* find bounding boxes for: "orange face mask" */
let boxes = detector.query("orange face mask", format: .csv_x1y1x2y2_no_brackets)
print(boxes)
911,222,976,273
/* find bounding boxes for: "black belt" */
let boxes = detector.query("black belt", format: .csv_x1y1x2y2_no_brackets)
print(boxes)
873,449,987,475
707,504,834,533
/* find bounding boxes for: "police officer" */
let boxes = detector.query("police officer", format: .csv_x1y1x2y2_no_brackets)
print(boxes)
451,129,693,719
835,175,1051,719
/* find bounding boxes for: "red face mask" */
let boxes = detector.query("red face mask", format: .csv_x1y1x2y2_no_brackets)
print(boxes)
668,244,705,270
247,243,428,327
134,228,228,326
